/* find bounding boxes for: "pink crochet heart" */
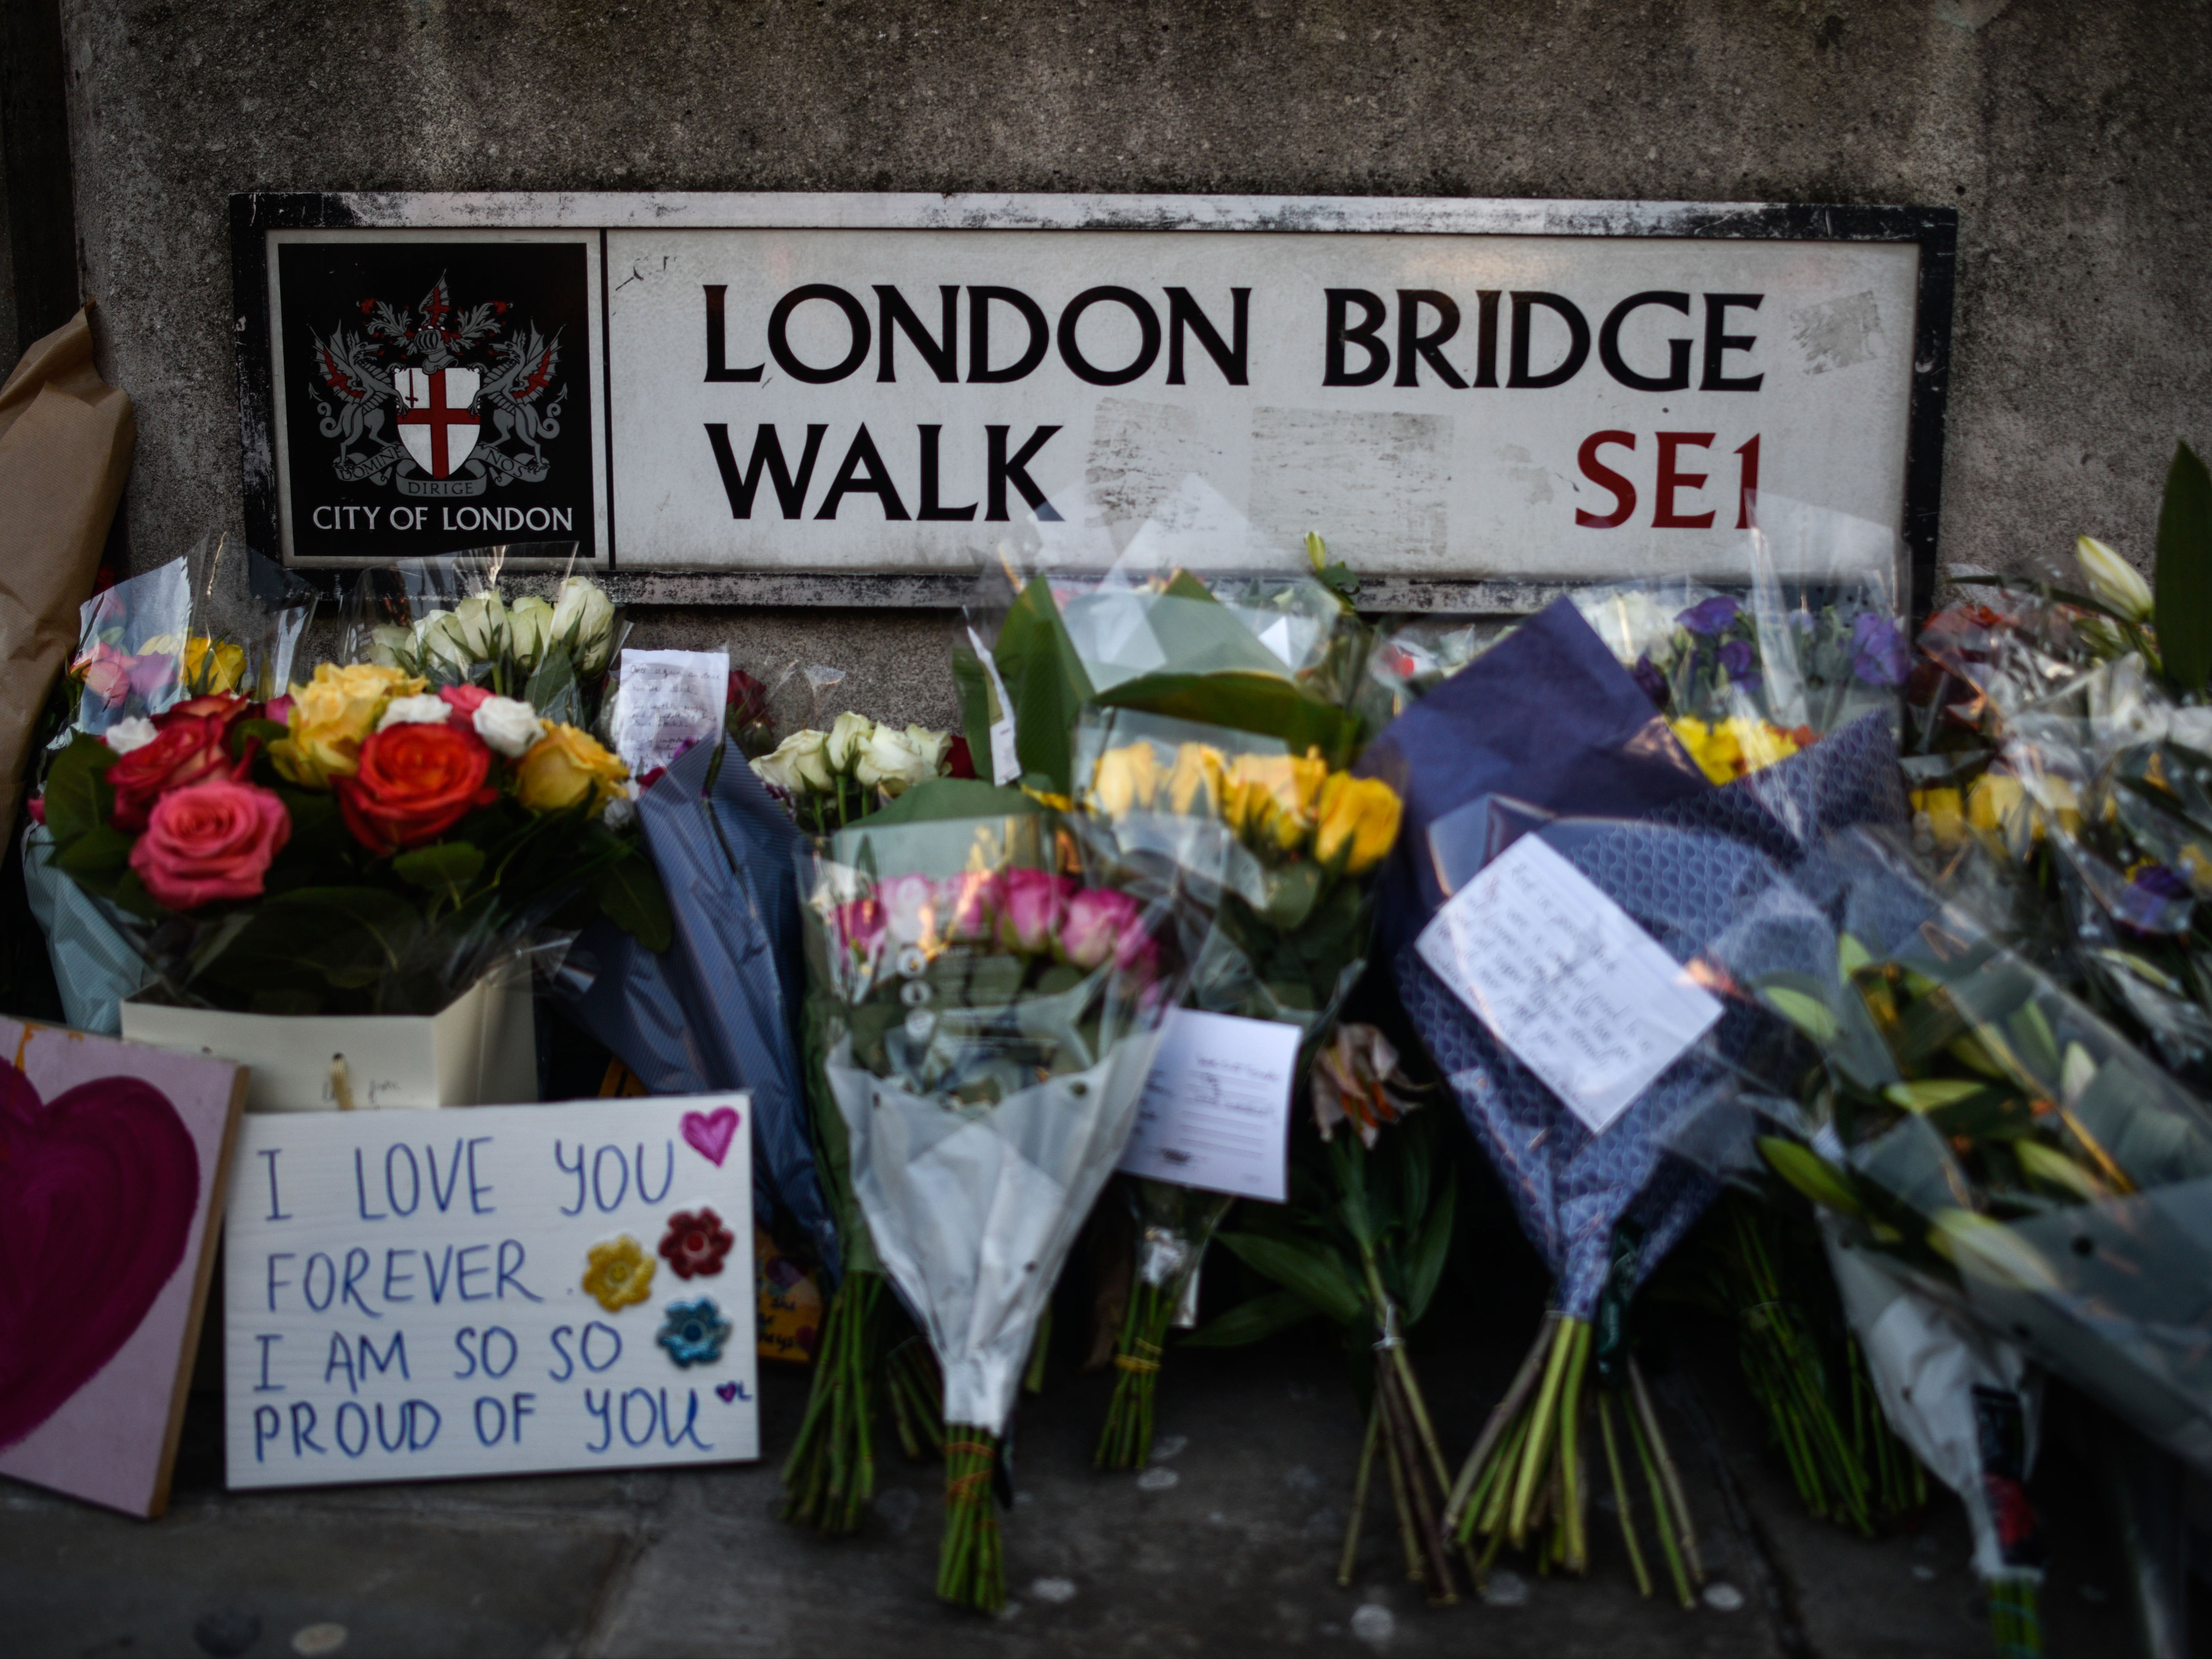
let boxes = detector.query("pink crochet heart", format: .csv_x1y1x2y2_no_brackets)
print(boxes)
0,1062,199,1450
681,1106,741,1168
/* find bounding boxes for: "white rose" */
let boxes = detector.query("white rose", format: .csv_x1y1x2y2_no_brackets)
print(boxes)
414,610,473,675
368,624,417,669
449,591,509,661
473,695,547,759
507,595,556,670
103,715,158,755
754,729,832,794
904,724,953,775
377,693,455,732
824,711,874,773
550,576,617,675
849,725,929,800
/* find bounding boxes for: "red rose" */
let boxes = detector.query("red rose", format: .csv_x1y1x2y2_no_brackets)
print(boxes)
127,778,290,910
105,696,250,831
944,735,977,780
334,722,499,853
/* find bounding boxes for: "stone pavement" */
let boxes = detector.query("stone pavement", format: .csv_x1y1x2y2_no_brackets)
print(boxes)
3,1282,2137,1659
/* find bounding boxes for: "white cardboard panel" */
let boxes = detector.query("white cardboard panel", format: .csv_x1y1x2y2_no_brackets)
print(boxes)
224,1095,757,1489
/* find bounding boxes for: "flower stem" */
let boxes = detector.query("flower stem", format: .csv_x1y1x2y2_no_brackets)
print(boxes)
1338,1395,1384,1587
937,1428,1005,1613
1597,1391,1654,1598
1508,1316,1578,1549
1445,1313,1557,1533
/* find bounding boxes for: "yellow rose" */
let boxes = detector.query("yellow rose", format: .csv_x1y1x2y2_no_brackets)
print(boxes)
1089,742,1162,817
1315,773,1404,875
270,661,424,788
517,722,630,815
1913,786,1967,848
1167,742,1226,816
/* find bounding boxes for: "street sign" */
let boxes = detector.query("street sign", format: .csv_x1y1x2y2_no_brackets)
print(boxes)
235,194,1954,610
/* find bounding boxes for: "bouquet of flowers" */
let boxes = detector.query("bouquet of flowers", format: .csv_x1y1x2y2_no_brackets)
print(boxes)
35,631,667,1014
1750,828,2212,1478
361,556,623,733
800,779,1187,1609
751,712,962,834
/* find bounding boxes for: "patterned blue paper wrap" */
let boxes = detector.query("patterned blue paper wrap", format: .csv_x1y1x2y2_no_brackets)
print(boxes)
1396,706,1909,1318
555,735,840,1277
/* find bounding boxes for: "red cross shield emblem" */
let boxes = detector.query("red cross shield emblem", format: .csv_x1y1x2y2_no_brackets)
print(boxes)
394,367,481,478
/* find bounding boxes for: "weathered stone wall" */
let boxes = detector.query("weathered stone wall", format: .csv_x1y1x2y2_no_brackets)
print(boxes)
55,0,2212,726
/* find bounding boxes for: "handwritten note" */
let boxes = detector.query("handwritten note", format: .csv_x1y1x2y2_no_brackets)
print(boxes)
1414,835,1721,1135
224,1096,757,1490
1119,1010,1300,1201
610,648,729,778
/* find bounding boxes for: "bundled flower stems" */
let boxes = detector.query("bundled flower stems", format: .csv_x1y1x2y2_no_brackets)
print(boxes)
1094,1182,1229,1470
1441,1311,1704,1604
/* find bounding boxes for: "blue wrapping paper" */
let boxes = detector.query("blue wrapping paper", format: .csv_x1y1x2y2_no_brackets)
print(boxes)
556,735,839,1275
1376,599,1908,1313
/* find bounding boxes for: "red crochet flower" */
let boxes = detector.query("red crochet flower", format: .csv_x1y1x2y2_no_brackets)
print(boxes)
657,1207,735,1280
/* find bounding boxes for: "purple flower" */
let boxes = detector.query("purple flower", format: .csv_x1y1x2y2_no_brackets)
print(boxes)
1678,595,1740,636
2132,863,2191,903
1850,612,1910,687
1718,640,1756,680
1630,656,1669,708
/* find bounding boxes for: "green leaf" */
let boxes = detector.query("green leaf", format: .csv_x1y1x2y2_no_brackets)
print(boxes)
991,576,1096,796
41,734,116,844
523,639,577,718
951,648,993,771
1403,1171,1455,1325
392,841,486,896
1099,670,1362,766
50,824,135,886
1179,1288,1319,1349
1214,1230,1365,1327
2156,440,2212,692
595,847,674,953
1883,1077,1987,1113
1757,1135,1866,1219
1757,981,1837,1044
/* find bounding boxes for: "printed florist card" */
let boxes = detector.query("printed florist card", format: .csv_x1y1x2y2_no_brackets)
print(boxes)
1414,835,1722,1136
225,1095,756,1490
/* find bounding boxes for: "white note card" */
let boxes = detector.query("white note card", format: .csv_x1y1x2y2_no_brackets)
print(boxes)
611,648,729,777
1414,834,1721,1136
1119,1009,1300,1201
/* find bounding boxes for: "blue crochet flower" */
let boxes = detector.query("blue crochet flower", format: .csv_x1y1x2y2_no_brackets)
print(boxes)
656,1297,732,1367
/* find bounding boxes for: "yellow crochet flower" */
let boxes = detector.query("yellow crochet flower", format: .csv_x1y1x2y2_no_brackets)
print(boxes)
271,661,425,788
582,1235,655,1312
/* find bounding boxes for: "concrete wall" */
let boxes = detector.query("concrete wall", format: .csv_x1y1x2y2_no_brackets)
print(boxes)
55,0,2212,728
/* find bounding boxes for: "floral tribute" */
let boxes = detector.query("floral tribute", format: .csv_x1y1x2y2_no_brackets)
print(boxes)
34,613,668,1015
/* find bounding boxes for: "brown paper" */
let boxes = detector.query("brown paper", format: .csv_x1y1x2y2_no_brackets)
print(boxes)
0,305,135,828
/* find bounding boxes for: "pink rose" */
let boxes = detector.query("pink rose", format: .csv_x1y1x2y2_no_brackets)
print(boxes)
439,683,492,731
1057,888,1142,970
995,868,1072,954
260,694,293,725
935,870,1003,942
834,897,885,958
26,796,45,826
127,777,291,911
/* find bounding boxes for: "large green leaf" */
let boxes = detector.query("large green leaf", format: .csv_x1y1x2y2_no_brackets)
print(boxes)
2157,441,2212,692
189,886,427,998
1214,1230,1365,1327
392,841,485,896
991,575,1095,795
49,824,135,888
951,648,993,771
1098,670,1361,765
1403,1171,1456,1324
41,734,116,844
1757,1135,1866,1219
1180,1288,1319,1349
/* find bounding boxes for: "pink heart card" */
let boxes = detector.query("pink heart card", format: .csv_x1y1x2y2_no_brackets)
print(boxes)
0,1018,245,1517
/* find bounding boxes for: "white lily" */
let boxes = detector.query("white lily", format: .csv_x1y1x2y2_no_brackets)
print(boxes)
2076,535,2154,623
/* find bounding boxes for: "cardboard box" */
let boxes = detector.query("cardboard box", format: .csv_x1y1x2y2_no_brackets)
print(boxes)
119,972,536,1113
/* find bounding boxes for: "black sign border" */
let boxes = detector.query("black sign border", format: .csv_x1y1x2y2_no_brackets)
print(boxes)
232,192,1956,616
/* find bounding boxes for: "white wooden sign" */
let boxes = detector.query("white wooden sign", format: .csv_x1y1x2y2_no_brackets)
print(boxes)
224,1095,757,1489
235,195,1955,609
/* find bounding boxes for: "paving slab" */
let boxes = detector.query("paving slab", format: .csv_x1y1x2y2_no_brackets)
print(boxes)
0,1283,2144,1658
